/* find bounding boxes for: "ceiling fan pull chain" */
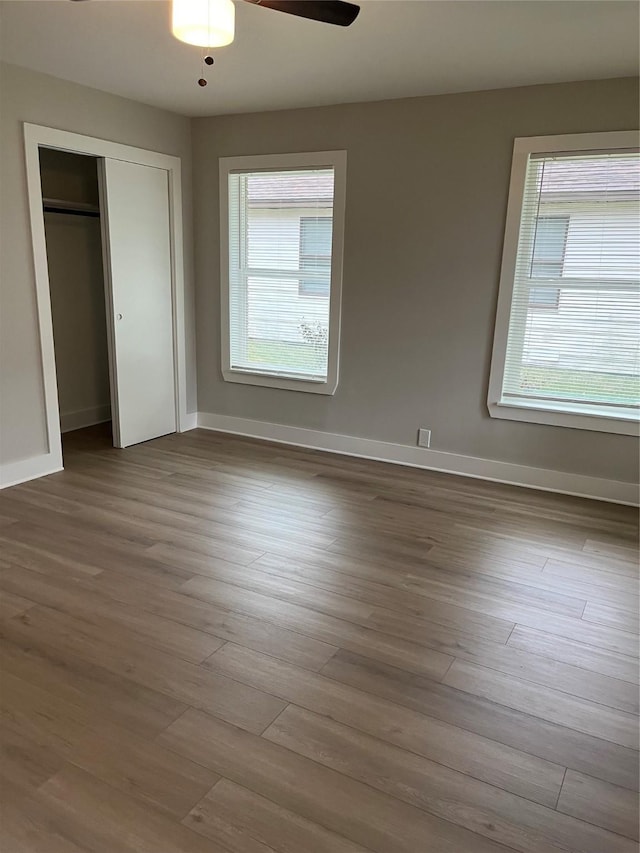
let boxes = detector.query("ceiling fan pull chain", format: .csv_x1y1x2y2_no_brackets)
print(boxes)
198,45,215,88
197,2,217,87
199,2,210,86
198,45,208,87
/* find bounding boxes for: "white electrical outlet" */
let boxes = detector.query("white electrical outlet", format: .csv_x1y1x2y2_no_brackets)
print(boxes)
417,428,431,448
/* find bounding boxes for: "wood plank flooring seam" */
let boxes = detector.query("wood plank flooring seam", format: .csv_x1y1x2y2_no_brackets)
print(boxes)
260,696,571,811
506,624,640,686
316,651,640,790
503,623,517,647
183,775,385,853
243,710,530,853
555,769,640,842
438,656,456,682
442,660,639,751
443,649,640,713
161,703,424,853
260,705,640,853
203,643,567,804
34,762,238,853
553,767,568,810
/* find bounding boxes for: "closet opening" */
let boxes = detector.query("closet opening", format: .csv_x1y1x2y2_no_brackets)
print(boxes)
23,123,187,483
39,147,114,460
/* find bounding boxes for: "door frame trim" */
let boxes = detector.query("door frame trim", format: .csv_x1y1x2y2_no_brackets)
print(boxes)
23,122,189,471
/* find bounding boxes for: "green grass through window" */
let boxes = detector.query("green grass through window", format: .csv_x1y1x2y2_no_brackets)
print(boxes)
247,339,326,373
520,366,639,405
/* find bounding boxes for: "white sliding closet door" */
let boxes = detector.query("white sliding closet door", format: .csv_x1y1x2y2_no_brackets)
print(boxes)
100,159,176,448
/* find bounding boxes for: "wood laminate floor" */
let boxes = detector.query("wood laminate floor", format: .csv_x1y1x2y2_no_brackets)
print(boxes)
0,425,638,852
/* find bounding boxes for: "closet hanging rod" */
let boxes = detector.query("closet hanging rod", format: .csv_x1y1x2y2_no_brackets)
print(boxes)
42,197,100,218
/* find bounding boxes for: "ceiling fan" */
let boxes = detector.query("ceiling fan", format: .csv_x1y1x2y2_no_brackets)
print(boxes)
70,0,360,85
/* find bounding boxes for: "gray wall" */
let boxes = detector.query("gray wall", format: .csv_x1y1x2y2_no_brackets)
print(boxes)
193,77,639,483
40,150,111,429
0,62,196,466
1,65,637,484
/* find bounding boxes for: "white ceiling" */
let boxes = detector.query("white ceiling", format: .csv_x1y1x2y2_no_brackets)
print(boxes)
1,0,638,117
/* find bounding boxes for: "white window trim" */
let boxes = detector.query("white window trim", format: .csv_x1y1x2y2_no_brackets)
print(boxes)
488,130,640,437
219,150,346,395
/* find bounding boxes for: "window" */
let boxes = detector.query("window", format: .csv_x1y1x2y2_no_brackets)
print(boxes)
489,131,640,435
220,151,346,394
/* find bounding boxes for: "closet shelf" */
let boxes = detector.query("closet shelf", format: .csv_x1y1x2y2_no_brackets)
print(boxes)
43,198,100,217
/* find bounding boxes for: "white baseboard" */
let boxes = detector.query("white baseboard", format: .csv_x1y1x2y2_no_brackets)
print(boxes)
0,451,63,490
60,404,111,434
195,412,639,506
3,413,636,504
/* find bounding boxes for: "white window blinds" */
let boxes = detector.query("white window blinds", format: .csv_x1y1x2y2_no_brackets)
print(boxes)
501,150,640,421
227,167,335,383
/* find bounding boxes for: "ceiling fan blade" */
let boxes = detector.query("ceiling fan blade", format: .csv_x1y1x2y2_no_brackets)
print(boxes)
245,0,360,27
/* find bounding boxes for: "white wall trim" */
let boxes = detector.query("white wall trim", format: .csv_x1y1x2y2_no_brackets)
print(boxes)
181,412,199,431
196,412,639,506
22,122,190,479
0,453,62,490
60,405,111,434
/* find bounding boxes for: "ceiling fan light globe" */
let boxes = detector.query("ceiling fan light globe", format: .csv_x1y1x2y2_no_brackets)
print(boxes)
172,0,235,47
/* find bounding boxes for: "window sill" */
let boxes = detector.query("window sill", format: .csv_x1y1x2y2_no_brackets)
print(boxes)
488,399,639,436
223,368,338,395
